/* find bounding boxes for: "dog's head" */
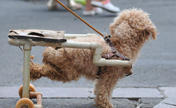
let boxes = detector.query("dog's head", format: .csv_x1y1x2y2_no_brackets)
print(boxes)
110,8,157,41
109,9,158,61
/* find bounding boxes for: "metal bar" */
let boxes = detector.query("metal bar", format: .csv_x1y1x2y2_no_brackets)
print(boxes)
64,34,88,37
37,95,42,105
22,44,31,98
8,38,132,67
64,34,92,38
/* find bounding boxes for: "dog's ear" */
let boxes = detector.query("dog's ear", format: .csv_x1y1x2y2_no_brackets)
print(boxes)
143,26,158,40
126,9,158,40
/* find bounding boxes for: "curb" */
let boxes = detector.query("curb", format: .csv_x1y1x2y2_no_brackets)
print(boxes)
153,87,176,108
0,87,163,98
1,87,176,107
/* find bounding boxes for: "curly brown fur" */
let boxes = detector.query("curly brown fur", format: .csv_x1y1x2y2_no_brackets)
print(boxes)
30,9,157,108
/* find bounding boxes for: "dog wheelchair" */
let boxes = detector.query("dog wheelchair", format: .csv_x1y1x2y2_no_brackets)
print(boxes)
8,29,132,108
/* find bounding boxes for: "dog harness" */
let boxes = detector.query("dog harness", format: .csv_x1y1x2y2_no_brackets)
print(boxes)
103,34,130,60
96,34,131,79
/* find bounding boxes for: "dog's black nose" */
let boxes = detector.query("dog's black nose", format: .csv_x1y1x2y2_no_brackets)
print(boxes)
126,73,132,77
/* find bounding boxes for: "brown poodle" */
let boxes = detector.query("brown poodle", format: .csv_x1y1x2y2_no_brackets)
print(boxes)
30,9,157,108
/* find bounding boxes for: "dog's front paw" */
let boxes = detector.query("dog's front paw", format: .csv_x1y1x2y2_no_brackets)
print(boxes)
95,96,114,108
95,103,113,108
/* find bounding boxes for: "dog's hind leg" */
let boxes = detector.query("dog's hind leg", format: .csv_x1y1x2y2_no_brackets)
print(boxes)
94,68,123,108
30,62,79,82
30,63,68,82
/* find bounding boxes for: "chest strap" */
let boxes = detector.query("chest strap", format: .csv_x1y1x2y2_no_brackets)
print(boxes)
96,35,131,79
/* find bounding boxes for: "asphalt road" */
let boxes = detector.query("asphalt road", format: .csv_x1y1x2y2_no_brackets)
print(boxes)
0,98,162,108
0,0,176,88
